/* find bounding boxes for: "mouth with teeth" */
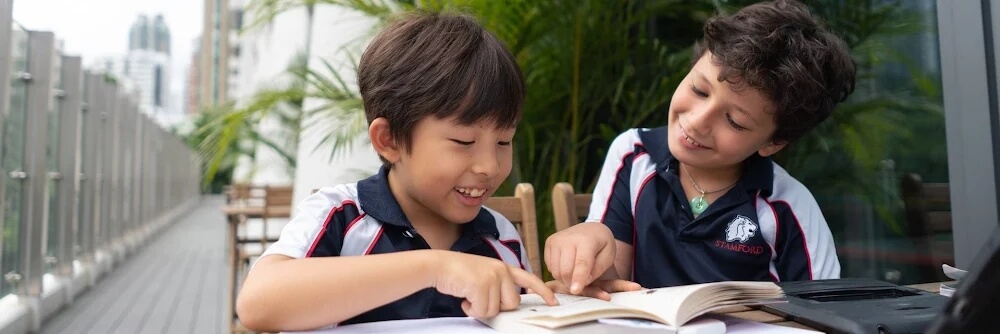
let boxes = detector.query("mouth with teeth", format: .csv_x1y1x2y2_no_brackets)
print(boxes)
679,123,708,149
455,187,487,198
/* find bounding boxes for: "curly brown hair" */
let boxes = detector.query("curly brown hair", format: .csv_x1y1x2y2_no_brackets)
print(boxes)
358,11,524,165
693,0,856,143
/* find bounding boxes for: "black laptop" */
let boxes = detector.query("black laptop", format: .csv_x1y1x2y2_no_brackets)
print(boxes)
762,228,1000,334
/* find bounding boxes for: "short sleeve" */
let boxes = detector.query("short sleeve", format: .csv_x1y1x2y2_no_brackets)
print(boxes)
260,185,361,259
586,129,642,243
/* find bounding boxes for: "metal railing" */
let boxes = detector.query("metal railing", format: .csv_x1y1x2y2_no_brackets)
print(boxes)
0,1,200,330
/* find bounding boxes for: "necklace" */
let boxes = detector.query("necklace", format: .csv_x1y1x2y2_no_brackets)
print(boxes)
682,164,739,217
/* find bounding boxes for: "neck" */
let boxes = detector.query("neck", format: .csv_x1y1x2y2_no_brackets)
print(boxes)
680,162,743,192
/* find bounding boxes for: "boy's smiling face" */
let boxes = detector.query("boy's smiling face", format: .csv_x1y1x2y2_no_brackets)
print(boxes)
667,52,787,170
374,115,515,225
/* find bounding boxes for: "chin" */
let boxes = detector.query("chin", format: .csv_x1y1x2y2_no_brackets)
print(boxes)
446,210,481,225
666,137,686,159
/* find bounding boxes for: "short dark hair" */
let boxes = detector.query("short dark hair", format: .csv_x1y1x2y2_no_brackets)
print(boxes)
358,11,524,164
693,0,856,143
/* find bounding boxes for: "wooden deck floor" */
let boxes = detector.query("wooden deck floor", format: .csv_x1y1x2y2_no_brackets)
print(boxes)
42,196,229,334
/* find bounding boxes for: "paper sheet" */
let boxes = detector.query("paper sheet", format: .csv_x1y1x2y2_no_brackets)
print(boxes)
710,315,822,334
942,264,967,280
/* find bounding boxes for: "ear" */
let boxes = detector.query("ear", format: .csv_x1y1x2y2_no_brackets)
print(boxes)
369,117,401,163
757,140,787,157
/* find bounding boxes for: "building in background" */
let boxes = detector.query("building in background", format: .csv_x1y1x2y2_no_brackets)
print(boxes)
125,14,171,118
199,0,244,110
185,36,202,115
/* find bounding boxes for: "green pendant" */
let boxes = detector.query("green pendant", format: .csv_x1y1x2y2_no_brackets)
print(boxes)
691,195,708,216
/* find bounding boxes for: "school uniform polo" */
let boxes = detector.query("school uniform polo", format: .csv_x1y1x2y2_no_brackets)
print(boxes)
261,166,530,326
586,127,840,288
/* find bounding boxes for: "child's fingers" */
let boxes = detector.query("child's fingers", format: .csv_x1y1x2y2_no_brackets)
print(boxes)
499,274,520,311
579,285,613,301
528,280,567,295
592,241,616,282
510,267,559,306
569,246,598,294
487,283,501,317
468,285,490,318
544,242,558,281
546,280,569,293
558,247,577,287
596,279,643,293
461,300,474,317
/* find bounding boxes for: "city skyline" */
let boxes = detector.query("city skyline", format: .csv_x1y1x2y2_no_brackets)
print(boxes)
12,0,202,121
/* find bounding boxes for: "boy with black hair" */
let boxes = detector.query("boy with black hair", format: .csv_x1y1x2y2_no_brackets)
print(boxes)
237,11,557,332
545,0,856,297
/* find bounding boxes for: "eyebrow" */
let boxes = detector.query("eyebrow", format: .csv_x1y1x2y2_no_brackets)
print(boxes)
694,70,761,126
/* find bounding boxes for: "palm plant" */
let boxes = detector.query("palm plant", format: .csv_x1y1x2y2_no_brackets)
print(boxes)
217,0,706,251
187,0,409,188
201,0,947,280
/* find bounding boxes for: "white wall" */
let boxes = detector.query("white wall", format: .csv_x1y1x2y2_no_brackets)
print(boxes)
232,3,382,202
291,5,381,206
232,5,310,185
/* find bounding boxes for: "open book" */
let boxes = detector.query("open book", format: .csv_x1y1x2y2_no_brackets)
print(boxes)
478,281,784,333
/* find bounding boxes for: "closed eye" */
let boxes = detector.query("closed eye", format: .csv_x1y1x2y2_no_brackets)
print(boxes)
498,141,512,146
727,114,748,131
690,83,708,98
450,139,474,145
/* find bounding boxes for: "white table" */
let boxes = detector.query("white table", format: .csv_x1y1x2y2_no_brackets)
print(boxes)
284,318,496,334
283,315,820,334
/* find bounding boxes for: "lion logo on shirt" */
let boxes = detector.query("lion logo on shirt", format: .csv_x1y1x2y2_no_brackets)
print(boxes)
725,215,758,243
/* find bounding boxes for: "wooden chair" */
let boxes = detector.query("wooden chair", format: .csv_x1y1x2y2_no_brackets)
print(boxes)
899,173,953,281
227,183,266,207
228,185,294,334
261,185,294,248
237,185,294,268
837,174,953,284
901,174,951,235
551,182,593,232
484,183,542,278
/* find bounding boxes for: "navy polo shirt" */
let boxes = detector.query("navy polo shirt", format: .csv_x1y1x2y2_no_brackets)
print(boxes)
261,166,529,326
586,127,840,288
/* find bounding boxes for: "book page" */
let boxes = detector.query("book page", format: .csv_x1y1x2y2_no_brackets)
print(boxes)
481,293,666,331
609,281,783,326
609,284,703,326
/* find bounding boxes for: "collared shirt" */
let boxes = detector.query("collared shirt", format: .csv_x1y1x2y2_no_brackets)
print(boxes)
586,127,840,288
262,166,529,325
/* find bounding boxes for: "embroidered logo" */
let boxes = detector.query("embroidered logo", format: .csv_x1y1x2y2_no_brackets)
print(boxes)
725,215,758,243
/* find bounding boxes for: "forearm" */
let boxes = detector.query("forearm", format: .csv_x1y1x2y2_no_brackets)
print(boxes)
236,250,437,332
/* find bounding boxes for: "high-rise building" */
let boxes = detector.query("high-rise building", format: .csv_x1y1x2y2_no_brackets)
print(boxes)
129,14,171,55
185,37,202,115
125,14,171,116
199,0,244,109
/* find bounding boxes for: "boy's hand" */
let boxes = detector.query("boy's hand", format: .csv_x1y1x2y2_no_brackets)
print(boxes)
544,222,618,294
428,251,559,318
533,279,643,301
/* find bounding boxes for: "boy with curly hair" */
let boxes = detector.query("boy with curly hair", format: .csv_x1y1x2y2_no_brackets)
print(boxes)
546,0,856,298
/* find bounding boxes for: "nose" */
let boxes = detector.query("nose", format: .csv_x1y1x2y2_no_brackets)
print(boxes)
471,146,501,179
685,103,715,137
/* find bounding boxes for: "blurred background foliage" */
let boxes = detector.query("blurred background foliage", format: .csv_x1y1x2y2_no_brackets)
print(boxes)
186,0,947,279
